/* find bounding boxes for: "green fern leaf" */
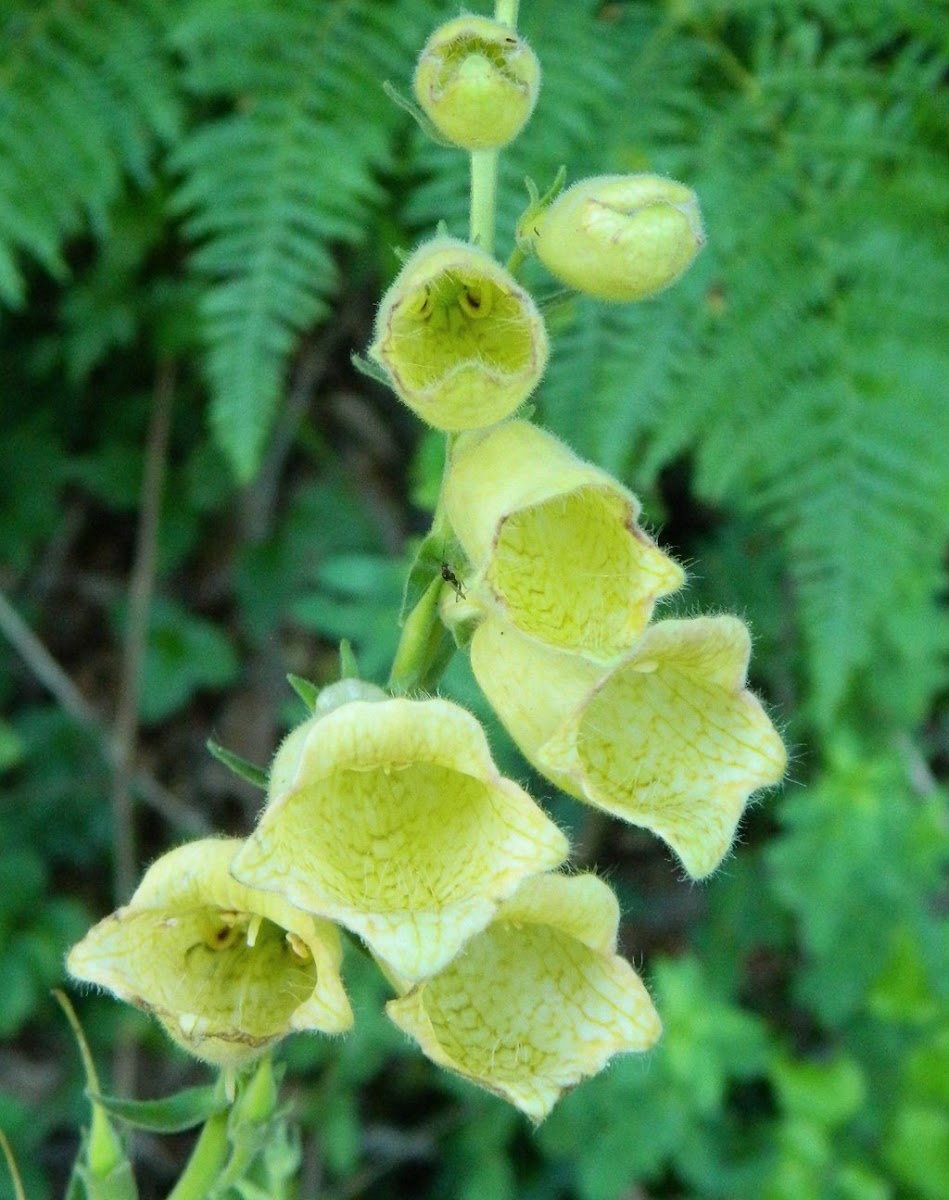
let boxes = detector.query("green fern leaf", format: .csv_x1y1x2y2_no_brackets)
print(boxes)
0,0,180,306
170,0,436,481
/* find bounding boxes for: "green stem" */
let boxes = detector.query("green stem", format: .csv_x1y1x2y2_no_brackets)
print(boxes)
469,149,498,255
165,1110,229,1200
495,0,519,27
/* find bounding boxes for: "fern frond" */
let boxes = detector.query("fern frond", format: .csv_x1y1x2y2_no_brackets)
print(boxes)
170,0,437,481
0,0,180,306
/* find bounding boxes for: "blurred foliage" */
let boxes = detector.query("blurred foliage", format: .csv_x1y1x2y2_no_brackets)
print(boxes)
0,0,946,1198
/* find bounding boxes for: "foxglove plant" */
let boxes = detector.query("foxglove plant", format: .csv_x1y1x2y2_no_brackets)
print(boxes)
62,1,785,1192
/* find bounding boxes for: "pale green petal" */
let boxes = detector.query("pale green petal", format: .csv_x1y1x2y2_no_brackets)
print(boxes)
369,238,547,431
67,838,352,1067
470,615,598,795
232,698,568,981
387,873,660,1121
446,422,684,657
540,617,787,877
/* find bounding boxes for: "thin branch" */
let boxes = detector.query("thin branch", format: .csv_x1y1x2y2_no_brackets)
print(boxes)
0,591,210,838
111,360,176,904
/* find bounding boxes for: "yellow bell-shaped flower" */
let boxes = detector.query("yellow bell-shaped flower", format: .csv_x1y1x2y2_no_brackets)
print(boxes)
528,173,704,302
369,237,548,432
386,872,660,1122
444,420,685,659
66,839,352,1068
230,696,568,982
413,15,541,151
471,615,787,878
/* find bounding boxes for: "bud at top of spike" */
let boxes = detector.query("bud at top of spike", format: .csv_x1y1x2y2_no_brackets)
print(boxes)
413,15,541,151
531,174,705,302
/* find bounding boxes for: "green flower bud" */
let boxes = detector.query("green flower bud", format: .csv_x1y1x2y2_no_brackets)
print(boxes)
413,15,540,151
531,174,705,302
370,237,548,432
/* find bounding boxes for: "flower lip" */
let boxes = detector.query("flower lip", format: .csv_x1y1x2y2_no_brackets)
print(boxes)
231,697,568,982
66,838,352,1067
386,873,661,1121
370,238,548,432
539,616,788,877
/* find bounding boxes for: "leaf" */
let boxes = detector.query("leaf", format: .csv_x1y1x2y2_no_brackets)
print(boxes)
170,0,433,479
206,739,268,790
0,0,180,305
89,1085,226,1134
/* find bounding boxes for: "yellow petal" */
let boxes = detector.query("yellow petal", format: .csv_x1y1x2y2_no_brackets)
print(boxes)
470,615,598,797
369,238,548,431
67,839,352,1067
231,698,568,981
445,421,684,658
540,617,787,877
387,873,660,1121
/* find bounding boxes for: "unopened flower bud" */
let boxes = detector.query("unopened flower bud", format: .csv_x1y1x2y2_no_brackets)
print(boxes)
531,174,704,302
413,16,540,151
370,237,548,431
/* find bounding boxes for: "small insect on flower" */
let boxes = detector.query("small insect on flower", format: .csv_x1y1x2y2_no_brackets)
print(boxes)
440,562,466,599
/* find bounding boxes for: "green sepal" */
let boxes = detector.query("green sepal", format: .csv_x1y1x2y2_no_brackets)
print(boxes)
64,1165,84,1200
350,350,390,388
388,573,458,695
515,165,567,250
88,1083,227,1134
286,673,320,712
0,1131,27,1200
53,992,132,1190
415,623,458,693
399,529,467,624
381,80,455,147
74,1158,138,1200
338,640,360,680
213,1059,286,1195
207,739,269,789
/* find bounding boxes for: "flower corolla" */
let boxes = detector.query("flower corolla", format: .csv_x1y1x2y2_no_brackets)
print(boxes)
413,15,540,150
387,872,660,1121
444,420,685,659
528,173,704,302
66,838,352,1067
230,695,568,982
471,615,787,877
369,238,548,432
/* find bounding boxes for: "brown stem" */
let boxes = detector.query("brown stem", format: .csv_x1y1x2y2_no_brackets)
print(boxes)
0,588,209,834
110,360,176,904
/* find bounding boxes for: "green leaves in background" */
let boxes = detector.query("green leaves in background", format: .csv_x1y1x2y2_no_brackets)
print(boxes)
0,1,946,1198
